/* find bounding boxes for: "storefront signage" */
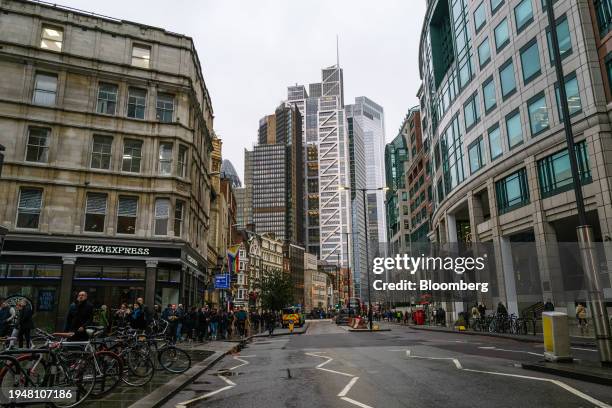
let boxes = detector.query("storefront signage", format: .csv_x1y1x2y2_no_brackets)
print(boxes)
186,254,198,267
214,274,230,289
74,244,150,255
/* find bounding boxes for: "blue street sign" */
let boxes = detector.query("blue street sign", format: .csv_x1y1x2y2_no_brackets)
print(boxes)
214,274,230,289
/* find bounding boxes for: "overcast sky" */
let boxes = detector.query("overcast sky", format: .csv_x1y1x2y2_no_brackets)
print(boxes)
61,0,426,179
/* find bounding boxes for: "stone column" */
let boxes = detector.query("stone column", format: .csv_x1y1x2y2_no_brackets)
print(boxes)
145,259,158,312
56,256,76,331
500,236,519,315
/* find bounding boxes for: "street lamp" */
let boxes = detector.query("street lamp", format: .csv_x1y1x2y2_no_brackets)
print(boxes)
546,1,612,366
339,185,389,331
343,231,359,316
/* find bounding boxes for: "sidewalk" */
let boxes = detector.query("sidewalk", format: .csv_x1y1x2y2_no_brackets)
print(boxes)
383,321,597,347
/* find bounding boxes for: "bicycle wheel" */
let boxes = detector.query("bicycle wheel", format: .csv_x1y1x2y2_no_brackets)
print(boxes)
0,354,48,390
51,353,96,408
90,351,123,397
121,350,154,387
158,347,191,373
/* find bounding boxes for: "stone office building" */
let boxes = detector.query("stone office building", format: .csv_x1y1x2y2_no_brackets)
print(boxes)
0,0,215,329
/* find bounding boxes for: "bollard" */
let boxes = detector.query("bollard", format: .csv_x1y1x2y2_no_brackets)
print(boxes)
542,312,573,362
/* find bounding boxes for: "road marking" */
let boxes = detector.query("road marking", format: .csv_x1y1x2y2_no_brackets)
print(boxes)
571,347,597,352
337,376,359,397
341,396,374,408
175,355,255,407
478,346,544,357
406,350,611,408
306,353,372,407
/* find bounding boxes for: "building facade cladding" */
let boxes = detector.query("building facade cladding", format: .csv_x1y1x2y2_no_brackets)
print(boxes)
284,242,305,306
0,0,214,329
304,252,320,311
418,0,612,315
352,97,388,251
243,149,254,229
259,233,284,280
385,117,410,256
346,105,367,300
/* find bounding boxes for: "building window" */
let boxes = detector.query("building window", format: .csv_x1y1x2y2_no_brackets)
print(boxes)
478,38,491,68
555,72,582,119
527,93,549,136
174,200,184,237
33,73,57,106
496,168,529,214
117,196,138,234
594,0,612,39
159,143,173,175
490,0,504,14
40,25,63,52
520,39,541,84
178,145,188,178
96,83,118,115
468,136,485,174
506,110,523,149
499,59,516,99
606,53,612,99
155,198,170,235
514,0,533,33
488,124,503,160
463,93,480,131
474,2,487,33
25,127,49,163
494,19,510,51
84,193,107,232
127,88,146,119
16,188,42,229
122,139,143,173
537,141,591,198
156,93,174,123
546,16,572,64
90,135,112,170
131,44,151,68
482,77,496,113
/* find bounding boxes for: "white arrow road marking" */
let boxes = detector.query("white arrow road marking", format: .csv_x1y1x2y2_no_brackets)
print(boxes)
405,350,611,408
306,353,374,408
175,355,255,407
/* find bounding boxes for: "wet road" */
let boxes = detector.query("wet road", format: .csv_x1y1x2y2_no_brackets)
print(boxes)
163,320,612,408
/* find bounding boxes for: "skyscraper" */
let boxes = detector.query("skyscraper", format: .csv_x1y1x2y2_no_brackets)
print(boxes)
251,102,304,244
350,97,387,253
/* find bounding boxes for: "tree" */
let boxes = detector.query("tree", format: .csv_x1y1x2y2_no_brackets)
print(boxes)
255,270,293,311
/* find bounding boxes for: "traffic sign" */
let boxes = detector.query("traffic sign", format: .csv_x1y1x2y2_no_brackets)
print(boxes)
214,274,230,289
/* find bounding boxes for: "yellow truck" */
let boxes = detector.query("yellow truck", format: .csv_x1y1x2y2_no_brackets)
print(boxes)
282,307,305,328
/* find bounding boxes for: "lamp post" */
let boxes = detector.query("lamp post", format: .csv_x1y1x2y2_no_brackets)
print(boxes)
546,0,612,366
343,231,359,316
339,185,389,331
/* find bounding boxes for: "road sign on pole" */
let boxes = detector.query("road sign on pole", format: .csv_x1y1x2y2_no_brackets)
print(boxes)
214,274,230,289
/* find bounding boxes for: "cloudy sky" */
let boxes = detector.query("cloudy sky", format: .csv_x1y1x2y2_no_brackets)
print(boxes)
61,0,427,179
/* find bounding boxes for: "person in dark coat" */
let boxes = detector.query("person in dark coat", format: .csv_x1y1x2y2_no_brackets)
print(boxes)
66,291,94,341
543,299,555,312
17,300,34,348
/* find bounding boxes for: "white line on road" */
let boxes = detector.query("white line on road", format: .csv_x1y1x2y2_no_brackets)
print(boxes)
175,354,256,407
338,377,360,397
306,353,373,407
571,347,598,352
478,346,544,357
406,350,611,408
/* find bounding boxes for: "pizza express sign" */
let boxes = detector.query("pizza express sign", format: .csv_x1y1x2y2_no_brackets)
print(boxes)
74,244,150,255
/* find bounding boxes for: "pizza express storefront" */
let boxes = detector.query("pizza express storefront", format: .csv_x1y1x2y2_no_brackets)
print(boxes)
0,238,209,330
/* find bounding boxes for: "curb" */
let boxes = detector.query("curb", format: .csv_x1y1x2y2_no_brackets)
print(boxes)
408,325,597,347
521,363,612,386
127,342,244,408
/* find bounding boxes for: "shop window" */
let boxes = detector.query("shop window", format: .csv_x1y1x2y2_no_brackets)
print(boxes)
96,83,118,115
7,264,35,278
40,24,63,52
527,92,549,136
84,192,107,232
117,196,138,234
17,188,43,229
154,198,170,235
537,141,591,198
